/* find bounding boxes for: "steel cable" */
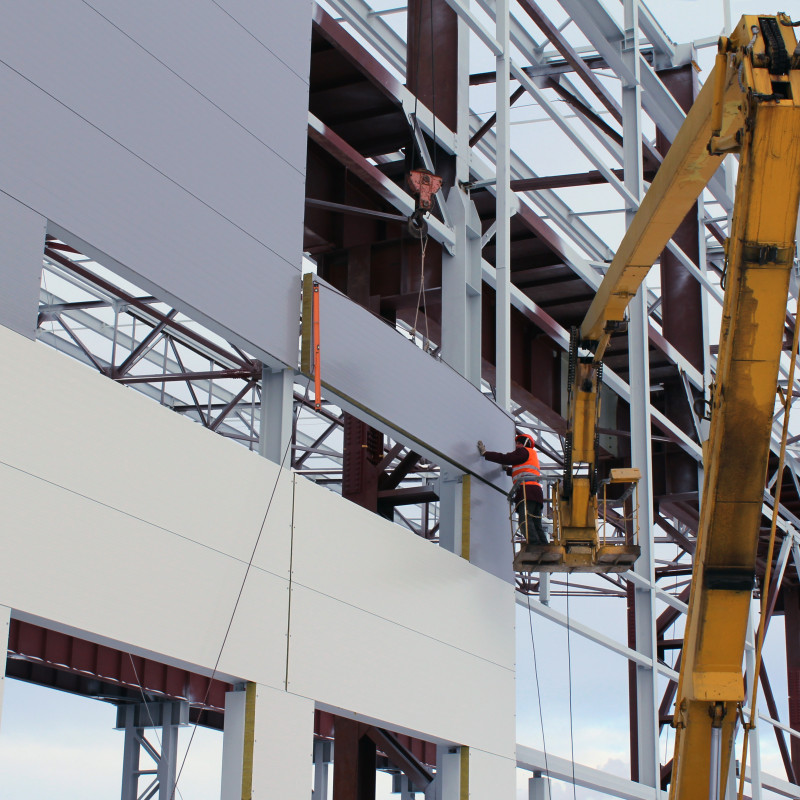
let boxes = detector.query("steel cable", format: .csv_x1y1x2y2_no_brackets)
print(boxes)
170,374,313,799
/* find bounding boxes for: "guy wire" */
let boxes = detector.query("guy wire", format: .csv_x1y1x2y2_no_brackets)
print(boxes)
566,573,577,800
128,652,186,800
170,373,313,800
527,593,552,789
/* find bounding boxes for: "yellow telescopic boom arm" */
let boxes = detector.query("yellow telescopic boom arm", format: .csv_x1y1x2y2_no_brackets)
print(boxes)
561,14,800,798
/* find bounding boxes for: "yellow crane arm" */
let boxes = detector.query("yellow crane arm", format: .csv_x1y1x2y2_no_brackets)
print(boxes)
671,17,800,799
559,14,800,796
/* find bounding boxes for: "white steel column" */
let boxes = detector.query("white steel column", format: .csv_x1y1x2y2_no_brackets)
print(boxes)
0,605,8,732
0,194,46,339
529,772,552,800
118,701,187,800
441,11,481,387
220,688,247,800
438,467,464,556
744,607,763,799
248,684,315,800
259,366,294,466
442,187,482,388
622,0,659,788
312,739,331,799
429,745,462,800
494,0,511,411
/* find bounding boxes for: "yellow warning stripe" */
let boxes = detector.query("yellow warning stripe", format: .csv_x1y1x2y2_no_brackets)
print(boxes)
460,746,470,800
461,475,471,561
241,682,257,800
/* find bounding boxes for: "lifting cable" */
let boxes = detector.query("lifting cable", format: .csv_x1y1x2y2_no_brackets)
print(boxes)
736,307,800,800
526,594,552,785
408,0,436,353
566,574,578,800
410,232,431,350
169,373,314,800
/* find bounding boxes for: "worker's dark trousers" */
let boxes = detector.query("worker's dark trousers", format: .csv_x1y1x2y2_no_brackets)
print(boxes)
518,500,548,544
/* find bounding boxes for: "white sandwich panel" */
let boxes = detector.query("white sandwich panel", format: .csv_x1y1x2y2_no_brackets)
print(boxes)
0,193,45,338
250,685,315,800
1,462,289,689
0,1,307,367
292,475,515,670
468,749,519,799
286,583,516,756
0,326,293,577
307,279,514,482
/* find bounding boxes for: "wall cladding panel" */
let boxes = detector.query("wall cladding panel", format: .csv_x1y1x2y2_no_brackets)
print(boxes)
0,326,515,756
0,0,309,367
0,326,294,577
82,0,311,171
292,475,515,669
285,584,516,757
1,462,290,688
214,0,314,84
469,476,515,583
304,278,514,484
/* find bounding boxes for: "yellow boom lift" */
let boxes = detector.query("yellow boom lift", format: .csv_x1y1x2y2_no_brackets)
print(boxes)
521,13,800,796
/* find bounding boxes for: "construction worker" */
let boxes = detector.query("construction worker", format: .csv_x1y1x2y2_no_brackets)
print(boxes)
477,433,548,545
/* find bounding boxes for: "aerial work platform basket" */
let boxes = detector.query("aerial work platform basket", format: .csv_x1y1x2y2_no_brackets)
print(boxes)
512,468,642,574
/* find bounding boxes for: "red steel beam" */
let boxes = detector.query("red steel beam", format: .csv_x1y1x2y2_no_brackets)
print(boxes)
8,619,230,711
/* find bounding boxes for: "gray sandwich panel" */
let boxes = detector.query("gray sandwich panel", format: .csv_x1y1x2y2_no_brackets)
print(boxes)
0,194,46,339
0,1,307,254
306,277,514,488
71,0,310,172
0,63,301,367
0,0,311,368
213,0,315,83
470,477,515,583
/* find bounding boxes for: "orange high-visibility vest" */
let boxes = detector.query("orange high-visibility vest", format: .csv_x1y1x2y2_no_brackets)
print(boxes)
512,446,541,487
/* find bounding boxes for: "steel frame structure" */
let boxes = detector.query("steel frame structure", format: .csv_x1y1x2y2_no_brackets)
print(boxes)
304,0,800,796
11,0,800,797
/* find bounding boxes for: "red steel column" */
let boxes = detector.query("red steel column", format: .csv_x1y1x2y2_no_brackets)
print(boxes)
342,412,383,513
655,64,703,498
333,717,377,800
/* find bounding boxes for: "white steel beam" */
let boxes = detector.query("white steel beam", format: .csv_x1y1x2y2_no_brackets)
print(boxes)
622,0,659,787
517,593,679,681
556,0,732,210
494,0,511,411
517,744,669,799
323,0,407,73
441,0,502,55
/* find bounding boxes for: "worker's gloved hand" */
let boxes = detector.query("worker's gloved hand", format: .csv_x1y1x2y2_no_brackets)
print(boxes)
477,440,486,456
